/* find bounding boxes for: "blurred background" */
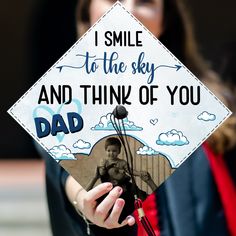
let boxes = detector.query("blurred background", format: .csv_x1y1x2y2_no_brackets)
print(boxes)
0,0,235,235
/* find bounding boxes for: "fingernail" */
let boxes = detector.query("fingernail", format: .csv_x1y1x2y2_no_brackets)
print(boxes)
116,186,123,194
117,199,125,207
126,215,135,225
105,183,113,190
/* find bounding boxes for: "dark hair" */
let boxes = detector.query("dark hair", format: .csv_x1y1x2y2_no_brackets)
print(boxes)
76,0,236,154
105,137,121,151
160,0,209,76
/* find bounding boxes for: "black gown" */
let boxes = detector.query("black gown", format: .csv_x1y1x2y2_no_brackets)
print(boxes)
39,144,232,236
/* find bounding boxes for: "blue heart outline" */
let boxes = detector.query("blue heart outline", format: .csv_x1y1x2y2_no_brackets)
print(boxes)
32,99,82,142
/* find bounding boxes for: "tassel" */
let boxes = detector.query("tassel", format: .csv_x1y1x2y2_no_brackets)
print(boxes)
134,195,156,236
111,105,156,236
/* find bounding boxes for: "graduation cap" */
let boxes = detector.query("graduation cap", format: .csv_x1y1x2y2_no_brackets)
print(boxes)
8,2,231,235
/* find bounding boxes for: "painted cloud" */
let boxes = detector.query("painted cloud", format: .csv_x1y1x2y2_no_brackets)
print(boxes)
156,129,189,146
49,145,76,160
73,139,91,149
91,113,143,131
197,111,216,121
137,145,159,155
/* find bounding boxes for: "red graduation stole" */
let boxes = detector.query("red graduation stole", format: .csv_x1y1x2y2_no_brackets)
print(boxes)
203,142,236,236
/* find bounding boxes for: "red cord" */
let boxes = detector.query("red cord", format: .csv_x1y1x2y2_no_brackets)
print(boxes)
134,193,160,236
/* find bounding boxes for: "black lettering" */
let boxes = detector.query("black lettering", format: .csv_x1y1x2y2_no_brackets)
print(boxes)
110,86,121,104
105,31,112,46
179,86,189,105
38,85,49,104
150,86,158,105
95,31,98,46
139,86,149,105
122,86,131,105
93,85,103,104
80,85,91,105
191,86,201,105
136,31,143,46
166,86,178,105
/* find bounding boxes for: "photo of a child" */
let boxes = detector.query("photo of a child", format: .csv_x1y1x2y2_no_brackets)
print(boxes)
87,137,157,192
86,137,158,221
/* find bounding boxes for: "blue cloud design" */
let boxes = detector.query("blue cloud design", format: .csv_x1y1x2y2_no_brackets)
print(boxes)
49,145,76,160
136,145,159,155
156,129,189,146
73,139,91,149
91,113,143,131
197,111,216,121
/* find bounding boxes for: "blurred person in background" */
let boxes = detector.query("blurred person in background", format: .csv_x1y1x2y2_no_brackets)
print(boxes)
31,0,236,235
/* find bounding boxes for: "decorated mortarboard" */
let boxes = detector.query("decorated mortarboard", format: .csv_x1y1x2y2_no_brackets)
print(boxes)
8,2,231,235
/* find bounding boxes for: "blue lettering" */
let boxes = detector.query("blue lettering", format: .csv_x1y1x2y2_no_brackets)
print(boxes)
51,114,69,136
67,112,83,133
131,52,156,84
34,113,84,138
34,117,51,138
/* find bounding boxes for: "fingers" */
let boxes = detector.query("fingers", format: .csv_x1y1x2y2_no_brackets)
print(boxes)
104,198,128,228
95,186,123,218
98,192,135,229
86,182,113,203
93,186,123,227
80,182,113,218
95,187,124,228
79,183,136,229
121,215,136,227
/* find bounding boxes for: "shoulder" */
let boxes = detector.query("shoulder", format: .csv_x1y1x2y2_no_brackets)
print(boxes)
99,158,107,165
117,159,127,166
201,70,236,154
